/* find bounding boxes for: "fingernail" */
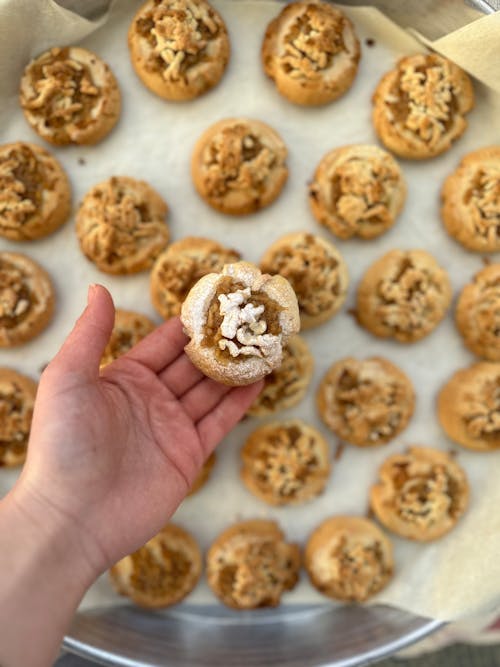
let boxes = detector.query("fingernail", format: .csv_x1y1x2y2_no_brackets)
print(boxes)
87,283,98,305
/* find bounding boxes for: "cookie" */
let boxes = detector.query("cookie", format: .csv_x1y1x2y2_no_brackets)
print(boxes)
372,54,474,159
109,523,201,608
150,237,241,320
100,309,156,368
181,261,300,386
0,368,37,468
20,47,120,146
191,118,288,215
0,252,55,347
309,144,406,240
317,357,415,447
441,147,500,252
128,0,230,101
261,1,360,106
437,362,500,451
370,447,469,541
0,142,71,241
247,334,313,417
305,516,393,602
356,249,452,343
260,232,348,330
76,176,169,275
206,519,300,609
187,451,216,496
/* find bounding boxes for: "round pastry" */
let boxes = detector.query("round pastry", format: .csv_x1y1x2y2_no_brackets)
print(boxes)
260,232,348,330
128,0,230,101
305,516,394,602
370,446,469,541
0,142,71,241
191,118,288,215
76,176,169,275
372,53,474,159
0,252,55,347
0,368,37,468
261,1,360,106
20,46,120,146
356,249,452,343
150,237,241,320
206,519,300,609
109,523,201,608
437,362,500,451
308,144,406,240
181,261,300,386
100,309,156,368
187,451,216,496
247,334,313,417
441,146,500,252
317,357,415,447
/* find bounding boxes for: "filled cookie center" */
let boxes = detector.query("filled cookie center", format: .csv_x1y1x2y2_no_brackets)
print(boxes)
466,167,500,237
326,537,388,597
0,266,33,329
463,378,500,440
0,385,31,456
130,544,191,599
0,147,44,227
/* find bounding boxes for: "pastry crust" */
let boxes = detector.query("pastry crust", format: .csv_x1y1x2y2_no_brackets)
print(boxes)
181,261,300,386
260,232,348,330
100,309,156,368
206,519,300,609
441,146,500,252
191,118,288,215
109,523,201,608
309,144,406,240
261,1,360,106
0,368,37,468
372,53,474,160
370,447,469,541
305,516,393,602
187,451,216,495
356,249,452,343
76,176,169,275
20,46,120,146
128,0,230,101
317,357,415,447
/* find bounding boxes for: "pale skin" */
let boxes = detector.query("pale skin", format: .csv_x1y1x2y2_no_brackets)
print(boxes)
0,285,262,667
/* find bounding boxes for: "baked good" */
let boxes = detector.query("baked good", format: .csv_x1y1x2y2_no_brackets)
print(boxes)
356,249,452,343
372,53,474,159
438,362,500,451
305,516,393,602
191,118,288,215
317,357,415,447
187,451,216,496
109,523,201,608
261,1,360,106
308,144,406,240
0,142,71,241
370,447,469,541
206,519,300,609
0,368,37,468
76,176,169,275
128,0,230,101
260,232,348,330
0,252,55,347
247,334,313,417
181,261,300,386
150,237,240,320
100,309,156,368
20,47,120,146
441,147,500,252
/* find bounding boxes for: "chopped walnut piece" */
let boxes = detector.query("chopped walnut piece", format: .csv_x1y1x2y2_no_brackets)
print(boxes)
0,370,37,467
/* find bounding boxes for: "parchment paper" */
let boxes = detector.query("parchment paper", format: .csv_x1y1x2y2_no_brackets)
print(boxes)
0,0,500,622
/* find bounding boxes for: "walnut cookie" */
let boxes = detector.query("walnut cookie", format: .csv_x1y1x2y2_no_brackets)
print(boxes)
181,261,300,386
20,47,120,146
206,519,300,609
441,147,500,253
309,144,406,240
100,309,156,368
260,232,348,330
317,357,415,447
128,0,230,101
305,516,394,602
150,237,240,320
191,118,288,215
356,249,452,343
261,1,360,106
372,53,474,159
0,369,37,468
370,447,469,541
76,176,169,275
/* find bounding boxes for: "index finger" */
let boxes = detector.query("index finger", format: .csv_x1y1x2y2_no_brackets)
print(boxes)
124,316,189,373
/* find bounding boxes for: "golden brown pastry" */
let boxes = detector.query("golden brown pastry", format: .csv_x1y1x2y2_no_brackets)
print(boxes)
100,309,156,368
0,368,37,468
187,451,216,496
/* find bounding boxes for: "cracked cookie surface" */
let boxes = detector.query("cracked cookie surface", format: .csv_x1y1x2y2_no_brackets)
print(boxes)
100,309,156,368
0,368,37,468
